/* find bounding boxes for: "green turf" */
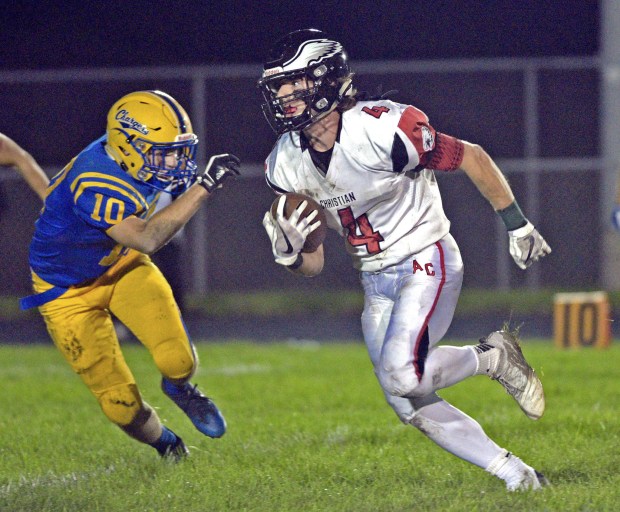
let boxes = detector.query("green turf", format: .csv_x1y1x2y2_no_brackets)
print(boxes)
1,340,618,511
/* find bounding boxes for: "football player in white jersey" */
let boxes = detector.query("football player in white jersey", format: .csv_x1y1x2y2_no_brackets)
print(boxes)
260,29,552,491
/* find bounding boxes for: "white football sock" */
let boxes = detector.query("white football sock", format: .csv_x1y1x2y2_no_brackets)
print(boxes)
486,449,538,490
410,399,504,469
418,346,478,392
472,343,500,376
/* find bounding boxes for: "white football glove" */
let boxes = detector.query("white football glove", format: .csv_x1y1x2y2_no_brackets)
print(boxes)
262,195,322,266
508,221,552,269
612,205,620,233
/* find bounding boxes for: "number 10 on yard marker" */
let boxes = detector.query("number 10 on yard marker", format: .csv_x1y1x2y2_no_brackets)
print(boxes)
553,291,611,349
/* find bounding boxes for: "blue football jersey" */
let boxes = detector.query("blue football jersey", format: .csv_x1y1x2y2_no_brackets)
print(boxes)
29,136,161,287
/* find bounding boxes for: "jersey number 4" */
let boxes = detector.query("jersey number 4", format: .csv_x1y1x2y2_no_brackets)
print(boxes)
338,207,384,254
361,105,390,118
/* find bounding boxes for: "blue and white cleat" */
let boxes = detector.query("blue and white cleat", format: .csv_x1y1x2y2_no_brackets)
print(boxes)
162,379,227,438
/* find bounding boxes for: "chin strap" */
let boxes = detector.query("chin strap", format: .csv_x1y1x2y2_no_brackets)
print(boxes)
310,78,355,125
338,77,354,100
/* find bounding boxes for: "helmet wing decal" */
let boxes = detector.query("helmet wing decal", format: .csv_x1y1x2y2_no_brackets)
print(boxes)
282,39,343,71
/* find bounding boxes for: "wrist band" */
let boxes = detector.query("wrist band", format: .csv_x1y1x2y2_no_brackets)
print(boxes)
195,174,216,193
287,253,303,270
497,201,527,231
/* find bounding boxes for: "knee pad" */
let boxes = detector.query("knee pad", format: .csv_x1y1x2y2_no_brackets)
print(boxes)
152,338,197,382
377,364,421,398
98,383,143,427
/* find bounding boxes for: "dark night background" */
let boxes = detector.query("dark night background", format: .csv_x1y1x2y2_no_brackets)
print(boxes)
0,0,598,70
0,0,605,317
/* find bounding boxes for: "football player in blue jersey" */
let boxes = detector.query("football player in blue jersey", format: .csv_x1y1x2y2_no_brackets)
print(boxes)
0,132,49,200
21,90,240,460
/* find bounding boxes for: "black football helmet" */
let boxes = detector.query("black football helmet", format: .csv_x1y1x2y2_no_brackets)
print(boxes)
257,29,354,134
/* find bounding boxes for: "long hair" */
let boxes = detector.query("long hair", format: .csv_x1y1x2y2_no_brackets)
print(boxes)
337,83,398,113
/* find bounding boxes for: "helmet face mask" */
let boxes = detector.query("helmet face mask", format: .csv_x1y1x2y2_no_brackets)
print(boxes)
258,29,353,134
133,133,198,191
106,91,198,194
260,71,321,133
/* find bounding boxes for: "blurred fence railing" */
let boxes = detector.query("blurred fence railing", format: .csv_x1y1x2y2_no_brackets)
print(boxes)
0,56,601,295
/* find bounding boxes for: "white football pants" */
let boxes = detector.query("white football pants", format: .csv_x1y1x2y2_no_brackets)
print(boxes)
360,233,505,469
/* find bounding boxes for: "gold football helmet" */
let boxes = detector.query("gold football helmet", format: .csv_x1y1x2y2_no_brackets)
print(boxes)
105,90,198,192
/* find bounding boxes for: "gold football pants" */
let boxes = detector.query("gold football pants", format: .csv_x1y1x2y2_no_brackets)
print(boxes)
33,250,196,427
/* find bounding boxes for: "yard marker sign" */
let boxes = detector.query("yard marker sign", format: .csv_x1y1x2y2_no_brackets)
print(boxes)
553,291,611,349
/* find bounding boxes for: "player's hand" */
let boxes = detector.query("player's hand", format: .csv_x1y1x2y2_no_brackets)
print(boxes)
196,153,241,193
612,205,620,232
508,222,551,269
262,195,321,266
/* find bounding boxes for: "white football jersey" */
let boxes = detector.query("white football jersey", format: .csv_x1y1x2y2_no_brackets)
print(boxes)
265,99,455,272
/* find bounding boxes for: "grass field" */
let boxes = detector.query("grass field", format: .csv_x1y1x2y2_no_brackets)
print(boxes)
1,339,618,511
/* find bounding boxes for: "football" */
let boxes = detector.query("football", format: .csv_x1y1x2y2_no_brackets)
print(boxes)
270,193,327,253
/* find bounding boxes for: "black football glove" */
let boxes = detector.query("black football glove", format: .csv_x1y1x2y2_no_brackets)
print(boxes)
196,153,241,193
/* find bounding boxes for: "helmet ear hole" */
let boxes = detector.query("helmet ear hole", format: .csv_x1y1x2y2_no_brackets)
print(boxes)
314,98,329,110
313,65,327,78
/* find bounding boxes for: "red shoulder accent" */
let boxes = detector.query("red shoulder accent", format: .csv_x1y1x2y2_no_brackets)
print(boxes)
397,106,436,159
426,132,464,172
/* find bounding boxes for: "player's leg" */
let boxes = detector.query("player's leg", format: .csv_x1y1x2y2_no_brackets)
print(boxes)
37,283,185,459
361,267,498,465
109,253,226,438
361,297,546,490
372,234,479,397
409,395,547,490
360,236,547,490
390,234,545,417
361,246,476,410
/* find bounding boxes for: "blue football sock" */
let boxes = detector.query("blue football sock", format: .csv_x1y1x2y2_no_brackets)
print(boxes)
150,426,179,455
162,378,188,397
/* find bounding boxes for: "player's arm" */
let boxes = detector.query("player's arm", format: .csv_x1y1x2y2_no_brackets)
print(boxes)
107,184,207,254
108,153,240,254
286,245,324,277
459,140,551,269
0,133,49,201
459,140,514,210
